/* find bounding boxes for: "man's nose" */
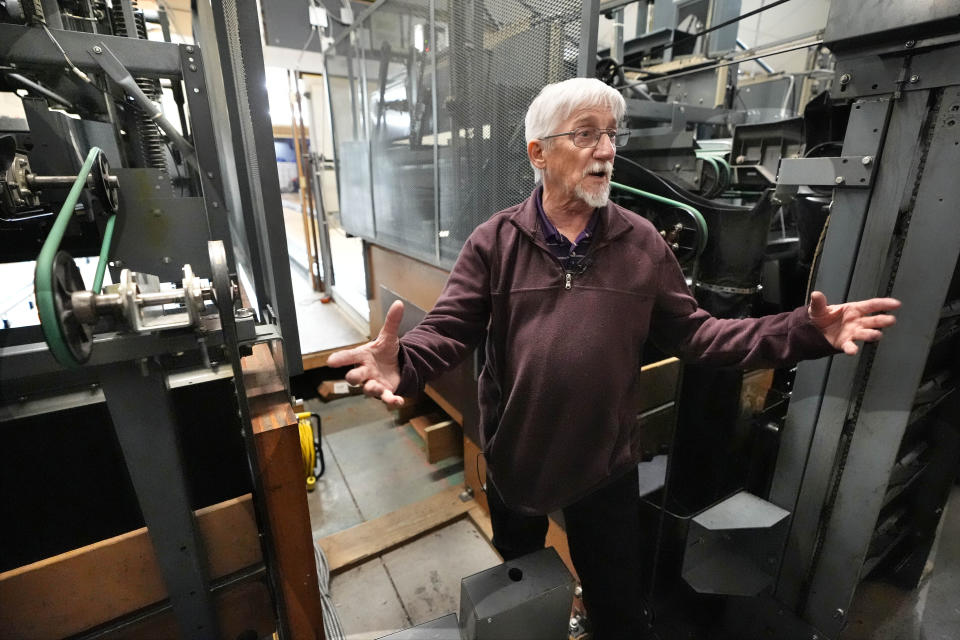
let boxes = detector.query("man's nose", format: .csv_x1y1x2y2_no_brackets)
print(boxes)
594,134,616,159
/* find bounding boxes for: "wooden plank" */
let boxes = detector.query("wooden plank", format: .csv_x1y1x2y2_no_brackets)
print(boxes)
248,391,324,639
545,516,580,583
272,123,309,138
318,485,474,573
0,495,261,640
99,578,275,640
242,342,287,398
409,413,442,440
409,415,462,463
467,505,494,543
317,379,363,401
424,420,462,463
394,393,432,425
639,357,681,413
425,384,464,425
741,368,775,415
302,341,367,371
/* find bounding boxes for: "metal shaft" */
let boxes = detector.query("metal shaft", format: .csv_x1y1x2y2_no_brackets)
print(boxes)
28,174,120,188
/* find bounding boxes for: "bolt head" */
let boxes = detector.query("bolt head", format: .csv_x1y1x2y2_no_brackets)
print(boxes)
93,45,102,54
193,87,200,94
861,156,873,165
834,608,845,619
909,74,920,83
835,176,845,184
905,40,916,48
186,45,195,53
839,73,851,85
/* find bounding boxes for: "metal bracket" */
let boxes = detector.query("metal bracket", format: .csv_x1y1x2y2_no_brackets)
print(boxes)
778,156,876,187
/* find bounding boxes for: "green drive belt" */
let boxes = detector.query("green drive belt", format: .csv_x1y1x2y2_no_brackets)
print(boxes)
35,146,117,368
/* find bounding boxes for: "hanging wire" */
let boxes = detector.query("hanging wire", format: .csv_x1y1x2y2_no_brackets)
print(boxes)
41,24,92,84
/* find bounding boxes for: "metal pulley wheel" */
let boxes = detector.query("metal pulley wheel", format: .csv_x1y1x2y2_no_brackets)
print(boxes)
596,57,625,88
208,240,236,335
91,150,120,213
42,249,95,365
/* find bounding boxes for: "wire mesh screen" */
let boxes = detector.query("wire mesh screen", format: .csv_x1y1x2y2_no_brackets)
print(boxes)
436,0,581,264
328,0,582,267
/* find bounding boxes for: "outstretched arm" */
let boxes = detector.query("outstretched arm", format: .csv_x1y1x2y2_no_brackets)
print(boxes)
807,290,901,355
326,300,406,407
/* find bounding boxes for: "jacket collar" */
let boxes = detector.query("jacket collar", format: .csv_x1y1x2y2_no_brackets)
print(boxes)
508,185,634,247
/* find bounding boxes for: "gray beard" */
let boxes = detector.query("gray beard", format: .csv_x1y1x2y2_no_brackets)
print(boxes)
575,181,611,208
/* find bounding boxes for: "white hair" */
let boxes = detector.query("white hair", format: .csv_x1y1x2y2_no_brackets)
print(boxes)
524,77,626,183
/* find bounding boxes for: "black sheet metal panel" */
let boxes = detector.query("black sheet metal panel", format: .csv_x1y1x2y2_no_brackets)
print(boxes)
823,0,960,52
108,191,212,283
378,614,461,640
459,547,574,640
682,491,790,597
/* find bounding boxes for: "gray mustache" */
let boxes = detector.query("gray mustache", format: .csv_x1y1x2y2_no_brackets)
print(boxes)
582,162,613,179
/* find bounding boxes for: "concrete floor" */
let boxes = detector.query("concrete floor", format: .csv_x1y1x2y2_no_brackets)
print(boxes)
303,392,960,640
303,394,500,639
282,193,370,356
842,485,960,640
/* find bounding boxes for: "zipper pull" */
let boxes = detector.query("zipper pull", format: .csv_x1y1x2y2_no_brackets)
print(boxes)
565,272,572,290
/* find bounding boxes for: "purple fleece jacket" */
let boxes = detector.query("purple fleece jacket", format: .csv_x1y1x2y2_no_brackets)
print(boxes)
395,189,837,515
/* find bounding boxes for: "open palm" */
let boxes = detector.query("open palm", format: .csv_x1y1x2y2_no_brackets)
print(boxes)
808,290,901,356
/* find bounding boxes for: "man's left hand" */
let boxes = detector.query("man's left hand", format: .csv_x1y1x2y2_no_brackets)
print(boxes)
808,290,901,356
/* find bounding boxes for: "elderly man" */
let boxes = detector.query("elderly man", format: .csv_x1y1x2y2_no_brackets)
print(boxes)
328,77,900,638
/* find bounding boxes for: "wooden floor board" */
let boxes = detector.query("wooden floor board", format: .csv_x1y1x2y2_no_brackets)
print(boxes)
318,485,474,573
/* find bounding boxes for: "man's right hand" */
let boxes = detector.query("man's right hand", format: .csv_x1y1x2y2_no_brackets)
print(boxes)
326,300,405,407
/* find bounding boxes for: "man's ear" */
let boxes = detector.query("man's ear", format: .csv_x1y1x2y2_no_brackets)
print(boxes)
528,139,547,171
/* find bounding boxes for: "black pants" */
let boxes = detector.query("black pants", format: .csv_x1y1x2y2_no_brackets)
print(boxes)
487,467,647,639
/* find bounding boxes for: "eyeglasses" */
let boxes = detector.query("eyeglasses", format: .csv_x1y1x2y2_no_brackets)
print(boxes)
540,127,631,148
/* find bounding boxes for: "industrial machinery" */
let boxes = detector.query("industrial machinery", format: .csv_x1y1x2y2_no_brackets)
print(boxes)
318,1,960,638
0,2,320,638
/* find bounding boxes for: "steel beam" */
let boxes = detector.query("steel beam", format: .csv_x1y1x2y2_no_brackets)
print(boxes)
578,0,601,78
0,24,181,75
100,358,219,639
